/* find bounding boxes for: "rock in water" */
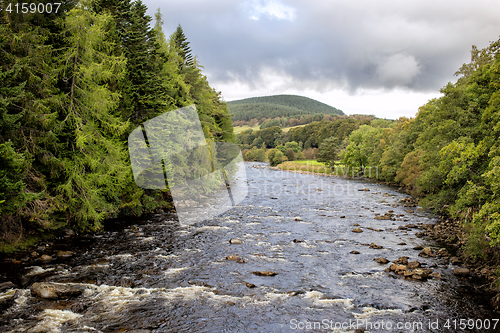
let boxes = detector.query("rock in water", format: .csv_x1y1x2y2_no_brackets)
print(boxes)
252,271,277,276
229,239,242,245
419,247,435,257
0,281,15,291
352,228,363,233
450,257,462,265
226,255,241,261
454,268,470,276
374,257,389,264
407,261,421,269
31,282,83,299
56,251,73,258
429,272,442,279
40,254,53,262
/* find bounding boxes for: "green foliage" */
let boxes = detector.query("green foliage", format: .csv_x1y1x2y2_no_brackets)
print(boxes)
317,136,339,167
285,148,295,161
341,125,385,170
0,0,235,249
267,149,287,167
0,142,37,216
284,141,300,153
244,146,266,162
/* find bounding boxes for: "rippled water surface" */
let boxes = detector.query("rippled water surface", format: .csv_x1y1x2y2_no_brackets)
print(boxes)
0,162,496,332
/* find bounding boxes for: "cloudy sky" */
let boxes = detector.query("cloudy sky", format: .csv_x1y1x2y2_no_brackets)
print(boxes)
144,0,500,119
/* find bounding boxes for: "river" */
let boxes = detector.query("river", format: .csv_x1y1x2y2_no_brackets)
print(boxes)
0,162,496,332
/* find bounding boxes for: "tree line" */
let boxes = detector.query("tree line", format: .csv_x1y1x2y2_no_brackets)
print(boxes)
237,115,382,165
0,0,233,249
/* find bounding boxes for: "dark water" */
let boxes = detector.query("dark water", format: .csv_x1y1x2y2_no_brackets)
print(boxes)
0,162,497,332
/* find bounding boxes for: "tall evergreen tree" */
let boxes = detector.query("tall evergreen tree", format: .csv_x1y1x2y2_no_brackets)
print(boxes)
55,1,130,230
172,24,194,68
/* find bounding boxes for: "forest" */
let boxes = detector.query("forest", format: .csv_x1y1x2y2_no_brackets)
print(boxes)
228,94,344,122
0,0,233,250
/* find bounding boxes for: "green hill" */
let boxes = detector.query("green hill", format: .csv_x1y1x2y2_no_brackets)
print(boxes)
227,95,344,121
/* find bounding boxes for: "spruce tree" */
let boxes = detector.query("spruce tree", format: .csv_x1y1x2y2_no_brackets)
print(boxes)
55,1,130,230
172,24,194,68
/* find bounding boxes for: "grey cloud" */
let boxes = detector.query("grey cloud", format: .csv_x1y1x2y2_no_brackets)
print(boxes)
144,0,500,92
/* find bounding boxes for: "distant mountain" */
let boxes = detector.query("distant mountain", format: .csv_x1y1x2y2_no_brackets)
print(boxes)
227,94,344,121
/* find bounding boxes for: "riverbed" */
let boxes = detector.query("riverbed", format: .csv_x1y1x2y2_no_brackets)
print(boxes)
0,162,496,332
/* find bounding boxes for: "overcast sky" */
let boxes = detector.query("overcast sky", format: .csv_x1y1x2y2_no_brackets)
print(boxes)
143,0,500,119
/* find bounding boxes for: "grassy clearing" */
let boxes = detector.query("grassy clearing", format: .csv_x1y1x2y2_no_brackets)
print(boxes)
281,124,307,132
277,160,362,177
288,160,325,166
277,160,333,175
233,125,260,134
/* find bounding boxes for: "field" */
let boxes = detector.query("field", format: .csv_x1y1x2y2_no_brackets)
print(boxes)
277,160,333,175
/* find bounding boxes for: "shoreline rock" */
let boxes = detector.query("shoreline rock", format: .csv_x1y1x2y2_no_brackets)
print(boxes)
30,282,83,299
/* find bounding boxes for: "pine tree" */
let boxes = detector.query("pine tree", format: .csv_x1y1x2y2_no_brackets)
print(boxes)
153,9,192,110
121,0,165,122
55,1,130,230
172,24,194,68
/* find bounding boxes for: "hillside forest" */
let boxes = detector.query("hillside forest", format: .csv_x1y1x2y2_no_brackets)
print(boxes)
0,0,233,249
229,94,345,129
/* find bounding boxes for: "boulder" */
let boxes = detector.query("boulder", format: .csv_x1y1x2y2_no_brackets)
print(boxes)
252,271,277,276
0,281,15,291
437,248,450,257
374,257,389,264
453,268,470,276
412,269,429,279
31,282,83,299
374,215,391,220
40,254,53,262
395,265,408,273
407,261,420,270
450,257,462,265
352,228,363,233
56,251,73,258
419,247,435,257
393,256,409,265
